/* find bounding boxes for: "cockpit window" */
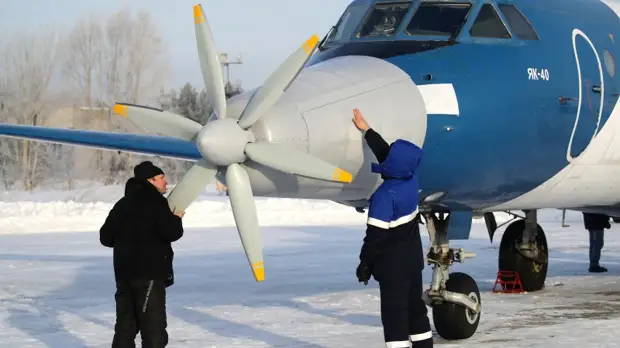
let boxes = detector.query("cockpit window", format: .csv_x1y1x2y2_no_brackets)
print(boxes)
404,2,472,38
497,4,539,40
325,5,369,43
357,2,412,38
469,4,511,38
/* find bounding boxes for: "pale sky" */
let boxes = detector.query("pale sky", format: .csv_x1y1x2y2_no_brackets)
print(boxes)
0,0,352,91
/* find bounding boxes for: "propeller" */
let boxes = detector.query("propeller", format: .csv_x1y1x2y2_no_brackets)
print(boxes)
111,4,353,282
111,103,202,141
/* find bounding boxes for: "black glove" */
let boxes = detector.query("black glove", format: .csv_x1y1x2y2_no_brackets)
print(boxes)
164,271,174,288
356,262,372,285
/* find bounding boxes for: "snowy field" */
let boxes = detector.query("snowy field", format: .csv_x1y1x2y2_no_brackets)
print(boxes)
2,183,620,347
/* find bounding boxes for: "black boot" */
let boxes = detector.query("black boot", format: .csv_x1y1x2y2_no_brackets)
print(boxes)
589,265,608,273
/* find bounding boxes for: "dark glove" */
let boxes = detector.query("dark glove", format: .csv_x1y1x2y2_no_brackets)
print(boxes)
356,262,372,285
164,271,174,288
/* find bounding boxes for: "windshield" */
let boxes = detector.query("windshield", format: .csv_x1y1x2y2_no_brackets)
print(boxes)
325,4,369,43
404,2,472,38
358,2,413,38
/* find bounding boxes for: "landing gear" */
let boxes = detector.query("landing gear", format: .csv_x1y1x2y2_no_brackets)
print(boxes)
422,212,481,340
498,210,548,292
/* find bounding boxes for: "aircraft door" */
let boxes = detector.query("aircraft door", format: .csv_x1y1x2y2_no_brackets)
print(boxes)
566,28,605,162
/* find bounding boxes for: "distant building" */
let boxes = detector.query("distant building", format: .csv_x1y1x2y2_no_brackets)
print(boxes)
45,106,140,179
45,106,113,129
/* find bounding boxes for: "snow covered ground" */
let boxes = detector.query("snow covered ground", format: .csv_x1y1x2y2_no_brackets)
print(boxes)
2,184,620,347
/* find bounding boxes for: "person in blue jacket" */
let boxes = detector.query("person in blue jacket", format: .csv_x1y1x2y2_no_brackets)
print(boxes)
352,108,433,348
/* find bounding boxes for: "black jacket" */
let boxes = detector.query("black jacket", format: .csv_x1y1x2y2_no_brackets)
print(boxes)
100,178,184,287
583,212,611,230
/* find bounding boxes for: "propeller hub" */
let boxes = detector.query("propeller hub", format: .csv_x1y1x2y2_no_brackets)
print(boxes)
195,118,252,166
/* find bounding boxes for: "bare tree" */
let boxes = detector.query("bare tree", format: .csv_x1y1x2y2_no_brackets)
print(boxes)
0,27,63,189
104,8,171,182
126,11,170,104
62,14,107,173
61,7,171,184
62,13,103,108
98,7,170,107
0,7,172,190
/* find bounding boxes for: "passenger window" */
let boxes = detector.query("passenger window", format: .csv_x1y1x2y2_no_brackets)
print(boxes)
497,4,539,40
357,2,412,38
405,2,472,38
470,4,511,38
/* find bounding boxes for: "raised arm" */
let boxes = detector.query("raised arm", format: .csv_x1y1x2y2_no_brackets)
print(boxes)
352,108,390,163
364,128,390,163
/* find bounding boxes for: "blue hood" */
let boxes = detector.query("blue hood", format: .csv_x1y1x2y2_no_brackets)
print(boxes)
371,139,422,179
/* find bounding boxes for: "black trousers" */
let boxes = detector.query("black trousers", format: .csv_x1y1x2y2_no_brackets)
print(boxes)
376,257,433,347
111,279,168,348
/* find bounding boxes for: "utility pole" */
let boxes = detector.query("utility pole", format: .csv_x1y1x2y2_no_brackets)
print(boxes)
219,52,244,98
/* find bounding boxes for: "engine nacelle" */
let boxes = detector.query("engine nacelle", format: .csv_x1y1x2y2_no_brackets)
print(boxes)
236,55,428,200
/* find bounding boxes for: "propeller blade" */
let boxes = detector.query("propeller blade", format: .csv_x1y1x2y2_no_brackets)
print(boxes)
112,103,202,141
236,34,320,130
225,163,264,282
193,4,227,121
244,142,353,183
166,158,218,213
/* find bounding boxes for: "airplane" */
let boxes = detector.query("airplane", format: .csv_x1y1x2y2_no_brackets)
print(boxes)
0,0,619,342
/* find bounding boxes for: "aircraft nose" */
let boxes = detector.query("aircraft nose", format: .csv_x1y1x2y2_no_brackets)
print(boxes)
239,55,428,197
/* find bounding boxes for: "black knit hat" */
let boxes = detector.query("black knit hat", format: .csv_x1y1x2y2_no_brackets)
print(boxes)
134,161,164,181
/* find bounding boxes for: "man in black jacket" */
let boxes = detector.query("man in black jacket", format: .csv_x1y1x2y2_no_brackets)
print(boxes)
353,109,433,348
100,161,185,348
582,212,610,273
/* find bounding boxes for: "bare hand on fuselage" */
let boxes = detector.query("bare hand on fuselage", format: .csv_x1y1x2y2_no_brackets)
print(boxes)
172,207,185,218
352,108,370,132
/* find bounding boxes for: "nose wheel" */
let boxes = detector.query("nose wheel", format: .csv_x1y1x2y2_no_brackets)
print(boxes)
429,272,481,340
422,212,481,340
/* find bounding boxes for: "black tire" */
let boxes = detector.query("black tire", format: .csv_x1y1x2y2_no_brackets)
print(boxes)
498,219,548,292
432,272,481,340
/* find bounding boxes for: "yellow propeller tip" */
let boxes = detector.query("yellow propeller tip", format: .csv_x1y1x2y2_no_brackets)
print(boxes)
333,168,353,183
252,262,265,282
254,270,265,282
112,104,128,118
302,35,320,54
193,4,204,24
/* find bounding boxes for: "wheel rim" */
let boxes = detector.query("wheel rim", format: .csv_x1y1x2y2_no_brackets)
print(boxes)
465,291,480,324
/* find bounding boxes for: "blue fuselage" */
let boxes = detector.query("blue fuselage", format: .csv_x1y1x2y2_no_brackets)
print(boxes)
308,0,620,210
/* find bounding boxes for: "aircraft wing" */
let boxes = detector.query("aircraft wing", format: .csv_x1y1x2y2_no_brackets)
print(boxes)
0,123,202,161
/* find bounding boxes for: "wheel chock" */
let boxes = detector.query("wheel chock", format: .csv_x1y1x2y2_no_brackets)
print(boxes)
491,270,524,294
